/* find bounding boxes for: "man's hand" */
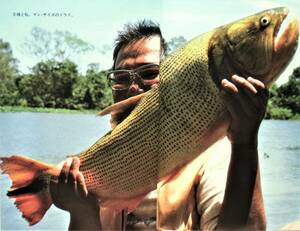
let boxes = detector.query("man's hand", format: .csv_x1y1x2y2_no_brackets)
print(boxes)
217,75,268,229
50,156,98,213
221,75,269,145
50,157,101,230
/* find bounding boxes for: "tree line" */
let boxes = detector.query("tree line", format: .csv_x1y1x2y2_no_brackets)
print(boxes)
0,30,299,119
265,67,300,120
0,55,112,110
0,27,114,110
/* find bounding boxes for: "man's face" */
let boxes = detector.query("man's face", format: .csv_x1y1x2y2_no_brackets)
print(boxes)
112,35,161,103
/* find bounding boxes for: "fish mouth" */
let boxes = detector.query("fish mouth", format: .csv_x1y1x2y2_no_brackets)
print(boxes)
273,10,299,56
265,9,299,87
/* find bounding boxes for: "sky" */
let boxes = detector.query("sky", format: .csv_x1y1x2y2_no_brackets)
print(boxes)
0,0,299,85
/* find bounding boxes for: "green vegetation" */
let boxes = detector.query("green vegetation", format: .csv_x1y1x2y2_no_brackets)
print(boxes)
265,67,300,120
0,29,299,119
13,59,113,111
0,39,19,106
0,29,113,112
0,106,97,114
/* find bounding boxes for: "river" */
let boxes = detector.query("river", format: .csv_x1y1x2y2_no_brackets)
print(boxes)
0,113,299,230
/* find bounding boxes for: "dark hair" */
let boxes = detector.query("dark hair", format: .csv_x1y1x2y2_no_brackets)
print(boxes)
112,20,167,68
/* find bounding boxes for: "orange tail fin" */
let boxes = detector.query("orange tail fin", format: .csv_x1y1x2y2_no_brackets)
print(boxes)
0,155,59,226
12,190,52,226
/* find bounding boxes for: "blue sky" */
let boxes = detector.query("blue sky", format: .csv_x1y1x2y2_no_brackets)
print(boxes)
0,0,299,85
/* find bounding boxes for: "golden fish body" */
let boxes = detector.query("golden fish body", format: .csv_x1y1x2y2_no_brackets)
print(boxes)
0,7,298,225
80,31,224,200
80,7,299,201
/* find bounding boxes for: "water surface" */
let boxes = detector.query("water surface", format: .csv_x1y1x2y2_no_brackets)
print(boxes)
0,113,299,230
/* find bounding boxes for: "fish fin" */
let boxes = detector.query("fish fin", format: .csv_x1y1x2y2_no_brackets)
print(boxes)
12,189,52,226
0,155,57,226
97,93,146,116
0,155,56,189
100,193,148,213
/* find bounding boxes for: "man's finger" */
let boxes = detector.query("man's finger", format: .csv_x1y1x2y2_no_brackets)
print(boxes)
50,159,72,210
220,81,240,113
76,172,88,198
221,79,238,94
68,157,82,192
231,75,257,94
247,77,269,103
58,158,72,184
247,77,265,90
70,156,81,171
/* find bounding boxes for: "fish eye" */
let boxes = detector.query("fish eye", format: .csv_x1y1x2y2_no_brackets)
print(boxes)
260,16,271,27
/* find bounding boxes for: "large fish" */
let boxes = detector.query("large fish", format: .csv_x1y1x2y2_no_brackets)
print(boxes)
0,7,298,226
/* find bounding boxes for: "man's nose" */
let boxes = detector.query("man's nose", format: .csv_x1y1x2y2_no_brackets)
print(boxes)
128,75,144,93
129,82,140,92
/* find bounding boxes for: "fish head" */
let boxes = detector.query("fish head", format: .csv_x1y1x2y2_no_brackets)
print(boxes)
210,7,299,87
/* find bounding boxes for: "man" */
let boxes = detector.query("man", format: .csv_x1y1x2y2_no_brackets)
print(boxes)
50,20,267,230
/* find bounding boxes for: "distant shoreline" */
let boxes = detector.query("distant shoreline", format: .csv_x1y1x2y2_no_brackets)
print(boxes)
0,106,98,114
1,106,299,120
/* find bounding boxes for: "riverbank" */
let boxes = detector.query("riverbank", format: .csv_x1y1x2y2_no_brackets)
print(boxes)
1,106,299,120
0,106,98,114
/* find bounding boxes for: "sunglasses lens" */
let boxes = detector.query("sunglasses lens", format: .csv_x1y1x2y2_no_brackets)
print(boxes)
108,71,131,90
138,66,159,80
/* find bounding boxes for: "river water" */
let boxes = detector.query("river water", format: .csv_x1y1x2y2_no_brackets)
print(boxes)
0,113,299,230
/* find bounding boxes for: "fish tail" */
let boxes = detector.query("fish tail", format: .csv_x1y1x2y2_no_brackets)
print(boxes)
0,155,59,226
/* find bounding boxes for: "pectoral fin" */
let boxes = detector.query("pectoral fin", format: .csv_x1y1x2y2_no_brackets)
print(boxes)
97,93,146,116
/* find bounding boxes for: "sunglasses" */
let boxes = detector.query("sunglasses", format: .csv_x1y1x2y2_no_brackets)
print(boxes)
107,64,159,90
